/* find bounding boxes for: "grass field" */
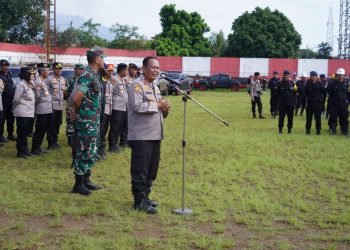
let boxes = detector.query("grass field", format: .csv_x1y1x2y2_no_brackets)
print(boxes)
0,90,349,250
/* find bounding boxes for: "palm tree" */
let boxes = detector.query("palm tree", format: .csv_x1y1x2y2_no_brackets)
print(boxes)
209,30,227,57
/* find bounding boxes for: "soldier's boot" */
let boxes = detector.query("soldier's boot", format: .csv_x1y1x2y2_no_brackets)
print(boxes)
133,193,157,214
8,134,17,141
288,128,292,134
109,146,121,153
0,136,9,143
316,130,321,135
294,109,299,116
305,130,311,135
31,147,42,156
67,136,73,147
259,113,265,119
84,171,102,191
330,125,336,135
252,113,256,119
145,186,159,207
278,127,283,134
72,175,91,196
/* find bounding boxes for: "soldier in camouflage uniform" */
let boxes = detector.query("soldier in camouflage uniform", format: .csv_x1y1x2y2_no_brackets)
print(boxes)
69,50,104,196
66,64,85,147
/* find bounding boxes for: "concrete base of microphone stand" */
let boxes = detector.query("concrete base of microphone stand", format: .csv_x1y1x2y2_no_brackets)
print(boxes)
173,208,193,215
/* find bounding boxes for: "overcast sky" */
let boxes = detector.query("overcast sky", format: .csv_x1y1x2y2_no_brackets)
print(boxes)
57,0,339,51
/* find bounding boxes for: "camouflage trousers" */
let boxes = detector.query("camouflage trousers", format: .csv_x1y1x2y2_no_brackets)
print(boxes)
73,134,98,176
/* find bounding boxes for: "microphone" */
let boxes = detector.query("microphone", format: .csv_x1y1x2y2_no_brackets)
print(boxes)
159,73,181,87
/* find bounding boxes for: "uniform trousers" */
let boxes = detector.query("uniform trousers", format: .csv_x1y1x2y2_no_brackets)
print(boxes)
129,140,161,199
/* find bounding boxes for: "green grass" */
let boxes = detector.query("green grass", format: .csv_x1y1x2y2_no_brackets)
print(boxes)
0,90,349,249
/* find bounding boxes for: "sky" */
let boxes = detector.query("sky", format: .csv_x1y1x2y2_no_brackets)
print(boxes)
57,0,339,51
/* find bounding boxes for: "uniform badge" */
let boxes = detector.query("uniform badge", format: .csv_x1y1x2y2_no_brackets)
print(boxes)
134,84,142,93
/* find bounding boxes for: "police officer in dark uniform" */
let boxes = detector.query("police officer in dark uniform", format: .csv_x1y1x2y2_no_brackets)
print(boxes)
268,71,280,118
0,59,16,142
128,57,170,214
277,70,296,134
327,68,349,135
295,73,307,116
305,71,326,135
319,74,328,117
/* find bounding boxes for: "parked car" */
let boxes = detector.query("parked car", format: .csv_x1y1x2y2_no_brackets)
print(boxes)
196,73,246,91
9,67,21,87
163,71,193,95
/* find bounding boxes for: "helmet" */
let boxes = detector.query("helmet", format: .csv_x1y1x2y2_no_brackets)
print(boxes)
336,68,345,75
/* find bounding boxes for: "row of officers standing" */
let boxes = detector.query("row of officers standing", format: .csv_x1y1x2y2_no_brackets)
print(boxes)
0,53,170,214
0,59,139,158
249,68,350,135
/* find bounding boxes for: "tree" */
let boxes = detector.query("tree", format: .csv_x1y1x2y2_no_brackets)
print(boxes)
226,7,302,58
298,48,318,59
0,0,45,44
317,42,333,59
209,30,227,57
153,4,211,56
78,19,108,48
109,23,152,50
56,23,81,47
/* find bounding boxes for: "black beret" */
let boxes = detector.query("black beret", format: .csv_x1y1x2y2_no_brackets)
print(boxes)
310,71,318,77
283,70,290,75
117,63,128,71
0,59,10,66
320,74,326,78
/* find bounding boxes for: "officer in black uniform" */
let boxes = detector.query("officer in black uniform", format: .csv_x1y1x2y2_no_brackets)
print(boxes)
319,74,328,117
268,71,280,118
295,73,307,116
305,71,326,135
0,59,16,142
277,70,296,134
327,68,349,135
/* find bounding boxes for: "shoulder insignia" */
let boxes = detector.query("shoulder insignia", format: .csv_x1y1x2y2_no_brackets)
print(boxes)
135,84,142,93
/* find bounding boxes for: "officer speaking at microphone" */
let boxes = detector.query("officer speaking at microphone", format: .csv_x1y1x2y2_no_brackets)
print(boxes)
127,57,170,214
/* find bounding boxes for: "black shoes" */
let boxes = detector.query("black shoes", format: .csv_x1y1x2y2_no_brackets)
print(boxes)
0,136,9,143
305,131,311,135
108,146,121,153
84,172,102,191
288,128,292,134
278,128,283,134
134,199,158,214
72,175,91,196
7,135,16,141
259,115,265,119
317,130,321,135
145,197,159,208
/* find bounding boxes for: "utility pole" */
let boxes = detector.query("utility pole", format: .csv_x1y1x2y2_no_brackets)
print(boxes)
45,0,57,62
339,0,350,59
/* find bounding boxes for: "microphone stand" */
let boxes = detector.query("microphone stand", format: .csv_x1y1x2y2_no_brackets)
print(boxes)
172,84,229,215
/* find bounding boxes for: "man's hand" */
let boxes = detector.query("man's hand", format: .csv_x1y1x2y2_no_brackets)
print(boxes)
69,107,77,120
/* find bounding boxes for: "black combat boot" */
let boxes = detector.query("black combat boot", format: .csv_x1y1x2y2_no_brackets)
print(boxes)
305,130,311,135
0,136,9,143
133,193,157,214
253,113,256,118
31,147,42,156
278,128,283,134
288,128,292,134
72,175,91,195
84,170,102,190
316,130,321,135
259,114,265,119
7,134,17,141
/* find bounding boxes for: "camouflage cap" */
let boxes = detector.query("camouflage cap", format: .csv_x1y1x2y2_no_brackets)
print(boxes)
75,64,85,69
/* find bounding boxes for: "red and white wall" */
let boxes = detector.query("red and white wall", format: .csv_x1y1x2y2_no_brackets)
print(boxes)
1,42,350,77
